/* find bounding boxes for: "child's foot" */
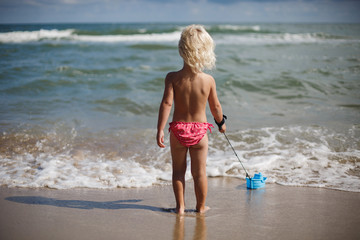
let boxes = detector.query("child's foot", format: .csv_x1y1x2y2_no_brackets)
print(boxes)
176,207,185,215
196,206,210,214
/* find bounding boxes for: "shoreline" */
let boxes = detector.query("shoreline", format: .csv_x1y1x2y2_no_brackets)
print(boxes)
1,177,360,240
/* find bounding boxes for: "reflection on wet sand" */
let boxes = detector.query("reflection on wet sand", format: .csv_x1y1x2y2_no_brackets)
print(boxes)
173,214,207,240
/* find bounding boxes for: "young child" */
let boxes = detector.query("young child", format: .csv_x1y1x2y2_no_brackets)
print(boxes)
156,24,226,214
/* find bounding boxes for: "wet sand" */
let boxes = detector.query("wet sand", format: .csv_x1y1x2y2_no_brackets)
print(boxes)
1,178,359,240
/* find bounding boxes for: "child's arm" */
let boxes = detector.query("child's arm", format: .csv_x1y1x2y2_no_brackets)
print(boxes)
157,74,174,148
208,77,226,133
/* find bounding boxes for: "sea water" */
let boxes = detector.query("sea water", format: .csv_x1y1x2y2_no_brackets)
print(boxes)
0,23,359,191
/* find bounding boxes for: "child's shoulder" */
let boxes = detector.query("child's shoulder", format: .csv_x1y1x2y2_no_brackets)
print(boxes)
165,70,181,81
165,71,178,78
200,71,214,79
198,72,215,84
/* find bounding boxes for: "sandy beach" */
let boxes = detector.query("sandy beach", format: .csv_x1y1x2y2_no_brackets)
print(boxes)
0,178,359,240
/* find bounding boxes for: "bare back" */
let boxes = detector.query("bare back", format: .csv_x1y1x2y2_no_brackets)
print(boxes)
167,67,215,123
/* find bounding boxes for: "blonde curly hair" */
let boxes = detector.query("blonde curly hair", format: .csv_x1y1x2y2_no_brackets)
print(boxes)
178,25,216,73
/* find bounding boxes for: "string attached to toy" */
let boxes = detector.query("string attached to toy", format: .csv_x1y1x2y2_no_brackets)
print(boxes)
223,132,250,179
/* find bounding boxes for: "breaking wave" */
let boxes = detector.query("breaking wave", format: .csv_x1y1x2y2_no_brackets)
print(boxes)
0,27,357,45
1,125,359,191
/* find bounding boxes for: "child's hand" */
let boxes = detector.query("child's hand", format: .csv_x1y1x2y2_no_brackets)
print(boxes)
219,123,226,133
157,130,165,148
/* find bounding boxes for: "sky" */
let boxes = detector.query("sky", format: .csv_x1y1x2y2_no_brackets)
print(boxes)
0,0,360,24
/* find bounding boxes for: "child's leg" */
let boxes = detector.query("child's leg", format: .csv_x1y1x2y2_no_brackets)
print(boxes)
189,134,209,213
170,132,188,214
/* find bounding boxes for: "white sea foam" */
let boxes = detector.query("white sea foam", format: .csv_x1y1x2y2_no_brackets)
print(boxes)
0,29,181,43
73,31,181,43
207,126,360,192
0,126,359,191
0,147,172,189
215,24,261,32
0,29,75,43
1,28,356,45
215,33,359,45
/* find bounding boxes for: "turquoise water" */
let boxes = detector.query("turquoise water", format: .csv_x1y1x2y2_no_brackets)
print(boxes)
0,23,359,191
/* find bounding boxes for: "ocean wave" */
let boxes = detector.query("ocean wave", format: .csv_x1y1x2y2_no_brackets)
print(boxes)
74,26,181,36
1,27,357,45
0,28,181,43
206,24,262,34
216,32,359,45
207,126,360,192
74,31,181,43
0,125,359,191
0,29,75,43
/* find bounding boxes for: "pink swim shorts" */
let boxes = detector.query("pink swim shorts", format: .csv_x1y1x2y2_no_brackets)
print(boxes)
169,121,214,147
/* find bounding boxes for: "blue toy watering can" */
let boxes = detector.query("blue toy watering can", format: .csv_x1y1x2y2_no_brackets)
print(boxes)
246,172,267,189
